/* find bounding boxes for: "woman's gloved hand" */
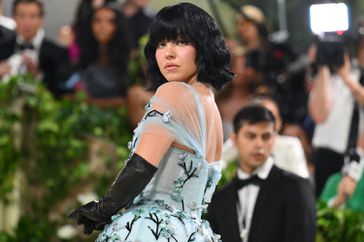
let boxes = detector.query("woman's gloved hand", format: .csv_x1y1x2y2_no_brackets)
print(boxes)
68,153,157,234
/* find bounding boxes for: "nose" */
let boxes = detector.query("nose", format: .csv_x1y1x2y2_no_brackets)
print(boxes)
254,137,264,148
164,43,176,59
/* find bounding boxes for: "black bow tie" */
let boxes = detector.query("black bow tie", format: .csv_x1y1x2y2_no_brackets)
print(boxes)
235,175,263,189
17,42,34,51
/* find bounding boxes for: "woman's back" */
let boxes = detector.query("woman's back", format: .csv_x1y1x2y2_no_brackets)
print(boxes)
190,82,223,163
97,82,223,241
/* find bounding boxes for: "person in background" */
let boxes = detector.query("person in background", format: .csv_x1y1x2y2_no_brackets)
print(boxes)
66,3,131,107
281,123,313,174
121,0,155,128
309,19,364,196
217,44,255,140
0,23,14,75
0,0,71,98
120,0,154,53
0,0,16,30
222,95,310,179
207,104,316,242
320,157,364,212
319,25,364,207
58,0,117,64
236,5,308,125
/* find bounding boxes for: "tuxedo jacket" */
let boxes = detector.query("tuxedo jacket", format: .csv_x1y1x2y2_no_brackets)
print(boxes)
0,34,71,98
0,26,15,60
207,165,316,242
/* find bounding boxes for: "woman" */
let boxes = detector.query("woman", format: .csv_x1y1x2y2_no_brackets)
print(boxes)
68,3,130,107
68,3,233,241
59,0,117,63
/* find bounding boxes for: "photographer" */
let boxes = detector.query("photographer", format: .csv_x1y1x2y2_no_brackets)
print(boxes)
309,27,364,197
236,5,308,124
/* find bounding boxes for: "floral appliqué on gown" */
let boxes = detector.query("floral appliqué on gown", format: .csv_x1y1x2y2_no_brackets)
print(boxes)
97,82,222,242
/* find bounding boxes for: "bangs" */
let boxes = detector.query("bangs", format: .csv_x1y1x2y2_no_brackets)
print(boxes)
148,8,192,46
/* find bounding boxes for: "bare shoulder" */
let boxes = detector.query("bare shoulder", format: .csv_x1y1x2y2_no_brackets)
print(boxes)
154,82,194,104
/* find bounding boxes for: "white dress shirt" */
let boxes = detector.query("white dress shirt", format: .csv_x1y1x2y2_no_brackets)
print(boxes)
16,28,45,58
312,66,363,153
5,29,45,78
236,157,274,242
0,15,16,30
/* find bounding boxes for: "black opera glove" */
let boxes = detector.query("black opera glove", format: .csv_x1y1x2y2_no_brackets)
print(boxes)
68,153,157,234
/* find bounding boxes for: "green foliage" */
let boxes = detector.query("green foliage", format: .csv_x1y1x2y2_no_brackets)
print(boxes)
0,75,28,202
217,160,238,189
127,35,149,86
316,202,364,242
0,216,54,242
0,75,131,241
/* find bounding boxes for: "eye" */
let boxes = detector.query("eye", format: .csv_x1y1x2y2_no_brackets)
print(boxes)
262,133,272,141
156,40,167,49
244,133,255,140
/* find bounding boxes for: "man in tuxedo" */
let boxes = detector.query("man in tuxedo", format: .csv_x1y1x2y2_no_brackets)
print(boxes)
207,105,316,242
0,0,70,98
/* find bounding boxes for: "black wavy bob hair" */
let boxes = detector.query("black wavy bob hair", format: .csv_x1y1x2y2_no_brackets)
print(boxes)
144,2,234,91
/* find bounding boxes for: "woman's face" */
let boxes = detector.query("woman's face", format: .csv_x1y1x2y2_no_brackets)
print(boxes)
92,8,116,45
155,39,198,84
236,17,259,44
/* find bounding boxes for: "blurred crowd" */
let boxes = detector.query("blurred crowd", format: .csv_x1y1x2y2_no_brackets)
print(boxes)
1,0,364,239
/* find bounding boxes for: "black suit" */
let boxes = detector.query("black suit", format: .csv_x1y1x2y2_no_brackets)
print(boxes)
207,165,316,242
38,39,72,98
0,33,71,98
0,26,15,60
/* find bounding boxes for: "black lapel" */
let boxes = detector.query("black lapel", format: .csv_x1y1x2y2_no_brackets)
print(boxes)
222,182,242,242
0,31,16,60
249,165,280,239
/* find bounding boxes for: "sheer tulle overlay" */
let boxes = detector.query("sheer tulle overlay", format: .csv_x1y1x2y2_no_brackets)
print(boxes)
97,82,223,242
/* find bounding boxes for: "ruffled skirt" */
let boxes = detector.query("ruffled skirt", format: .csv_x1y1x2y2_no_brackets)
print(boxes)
96,202,221,242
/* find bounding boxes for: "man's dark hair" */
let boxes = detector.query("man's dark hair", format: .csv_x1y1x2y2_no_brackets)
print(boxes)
144,2,234,91
12,0,44,16
233,104,275,133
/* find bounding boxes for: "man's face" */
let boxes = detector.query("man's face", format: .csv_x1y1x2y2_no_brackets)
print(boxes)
14,2,43,41
231,121,276,174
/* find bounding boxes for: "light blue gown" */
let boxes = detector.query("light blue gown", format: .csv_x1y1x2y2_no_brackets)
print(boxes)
96,83,222,242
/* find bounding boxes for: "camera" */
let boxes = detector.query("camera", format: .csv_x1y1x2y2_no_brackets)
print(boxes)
315,34,347,68
309,3,349,68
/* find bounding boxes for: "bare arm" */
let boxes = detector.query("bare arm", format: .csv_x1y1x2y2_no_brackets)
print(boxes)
331,175,357,208
135,133,173,167
308,65,332,123
338,55,364,106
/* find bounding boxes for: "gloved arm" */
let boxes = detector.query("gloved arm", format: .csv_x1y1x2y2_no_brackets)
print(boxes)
68,153,157,234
